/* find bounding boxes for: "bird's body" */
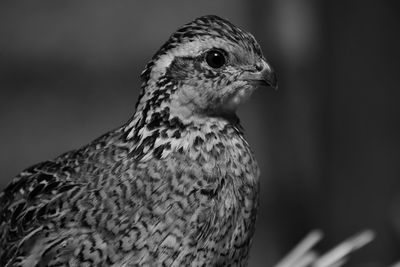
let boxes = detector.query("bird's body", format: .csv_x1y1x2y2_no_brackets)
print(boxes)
0,15,276,266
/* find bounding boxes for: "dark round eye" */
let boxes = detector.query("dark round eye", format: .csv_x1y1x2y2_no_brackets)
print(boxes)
205,50,226,68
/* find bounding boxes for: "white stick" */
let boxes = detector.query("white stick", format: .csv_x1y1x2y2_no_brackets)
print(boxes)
313,230,375,267
275,230,322,267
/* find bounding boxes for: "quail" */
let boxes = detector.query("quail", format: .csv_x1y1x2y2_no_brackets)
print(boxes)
0,15,277,266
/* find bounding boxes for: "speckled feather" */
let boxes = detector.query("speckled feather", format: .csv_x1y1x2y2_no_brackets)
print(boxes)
0,15,275,266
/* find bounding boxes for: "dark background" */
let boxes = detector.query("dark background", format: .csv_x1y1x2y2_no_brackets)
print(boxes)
0,0,399,266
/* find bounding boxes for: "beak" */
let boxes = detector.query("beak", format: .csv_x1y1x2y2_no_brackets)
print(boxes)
240,59,278,90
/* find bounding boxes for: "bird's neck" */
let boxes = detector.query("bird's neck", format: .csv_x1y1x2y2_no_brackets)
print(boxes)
122,91,243,161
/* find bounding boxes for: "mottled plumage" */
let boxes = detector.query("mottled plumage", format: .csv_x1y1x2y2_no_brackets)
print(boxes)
0,15,277,266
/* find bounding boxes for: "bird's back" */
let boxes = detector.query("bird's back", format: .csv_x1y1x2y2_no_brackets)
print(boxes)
0,129,126,266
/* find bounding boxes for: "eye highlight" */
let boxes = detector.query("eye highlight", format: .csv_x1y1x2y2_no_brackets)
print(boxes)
205,49,226,69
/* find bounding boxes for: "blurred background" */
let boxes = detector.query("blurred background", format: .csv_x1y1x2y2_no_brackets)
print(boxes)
0,0,399,266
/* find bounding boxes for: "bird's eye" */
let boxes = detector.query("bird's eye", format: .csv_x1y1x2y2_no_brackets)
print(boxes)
205,50,226,69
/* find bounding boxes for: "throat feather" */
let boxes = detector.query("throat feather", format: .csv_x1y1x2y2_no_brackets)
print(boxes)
125,107,243,162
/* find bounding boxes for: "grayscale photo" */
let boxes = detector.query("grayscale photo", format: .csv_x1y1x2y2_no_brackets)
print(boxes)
0,1,398,266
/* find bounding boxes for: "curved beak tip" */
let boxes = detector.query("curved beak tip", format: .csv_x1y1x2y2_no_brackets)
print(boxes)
268,72,278,90
261,60,278,90
259,68,278,90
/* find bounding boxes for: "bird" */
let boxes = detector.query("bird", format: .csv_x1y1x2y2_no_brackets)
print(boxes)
0,15,277,266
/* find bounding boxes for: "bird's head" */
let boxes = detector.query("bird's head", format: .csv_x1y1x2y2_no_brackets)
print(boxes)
136,15,277,122
126,15,277,158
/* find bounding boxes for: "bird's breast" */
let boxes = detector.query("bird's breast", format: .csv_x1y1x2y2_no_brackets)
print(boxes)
117,122,260,264
170,130,260,259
